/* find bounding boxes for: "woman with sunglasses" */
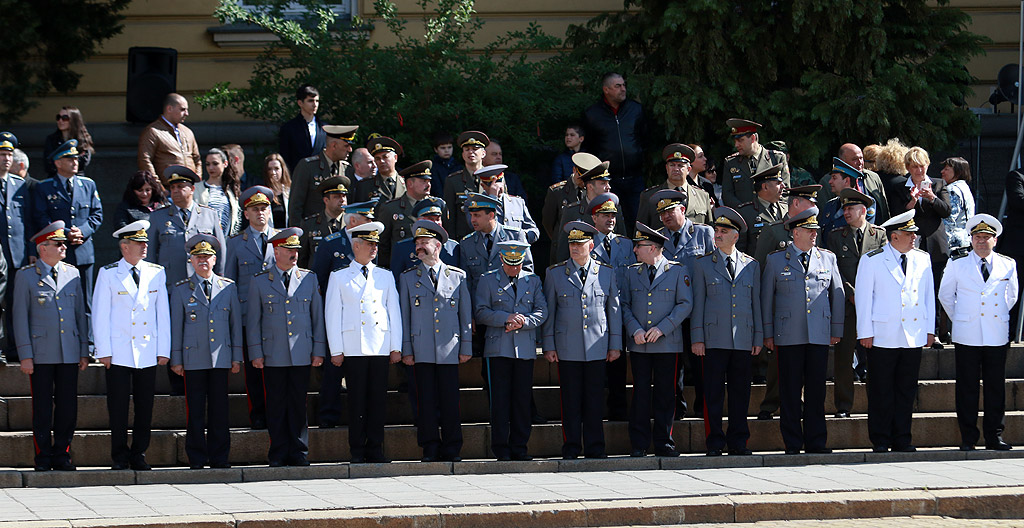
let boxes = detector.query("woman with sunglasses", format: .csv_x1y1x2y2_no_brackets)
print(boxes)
43,107,95,178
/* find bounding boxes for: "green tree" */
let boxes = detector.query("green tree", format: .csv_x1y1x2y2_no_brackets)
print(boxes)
198,0,607,195
566,0,989,170
0,0,130,122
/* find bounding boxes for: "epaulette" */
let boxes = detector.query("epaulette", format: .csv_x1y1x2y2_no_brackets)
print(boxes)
254,269,272,277
641,184,662,193
447,266,466,275
868,225,884,233
548,260,568,271
725,152,740,160
597,261,613,268
402,266,419,274
548,181,566,191
197,203,214,210
481,269,498,276
324,231,344,242
697,249,714,259
300,154,318,163
503,225,521,231
383,197,401,206
461,232,475,241
153,202,173,212
912,248,927,254
220,276,234,283
867,248,884,257
628,262,643,268
766,219,784,227
950,250,970,261
818,248,834,254
565,201,582,208
769,248,786,255
18,263,33,271
997,253,1014,262
737,201,753,208
230,231,245,239
145,262,163,269
830,226,847,235
175,278,191,286
103,262,119,270
9,174,24,181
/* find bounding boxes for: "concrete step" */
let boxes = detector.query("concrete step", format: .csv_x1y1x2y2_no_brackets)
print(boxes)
2,411,1024,468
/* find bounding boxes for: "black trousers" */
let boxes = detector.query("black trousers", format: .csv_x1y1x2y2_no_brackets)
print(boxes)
629,352,677,452
486,357,534,459
606,353,628,419
30,363,79,466
184,368,231,466
317,360,345,426
241,331,266,425
106,364,156,465
263,365,310,465
867,346,922,449
414,362,462,459
777,344,828,451
703,348,752,452
558,359,606,458
345,356,389,459
955,343,1008,447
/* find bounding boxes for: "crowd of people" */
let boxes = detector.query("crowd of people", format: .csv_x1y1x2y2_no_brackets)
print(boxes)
0,72,1019,472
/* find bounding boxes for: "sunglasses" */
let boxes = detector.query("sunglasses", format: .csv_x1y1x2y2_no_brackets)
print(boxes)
56,114,70,121
45,241,68,247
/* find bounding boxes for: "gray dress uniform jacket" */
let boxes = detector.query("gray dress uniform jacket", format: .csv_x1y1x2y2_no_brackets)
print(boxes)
470,194,540,244
12,261,89,362
621,258,693,353
761,243,845,346
542,259,623,361
170,274,244,370
146,203,227,287
245,267,326,366
474,270,548,359
458,224,533,301
224,227,277,321
592,232,635,287
399,262,473,364
690,249,763,350
658,220,715,272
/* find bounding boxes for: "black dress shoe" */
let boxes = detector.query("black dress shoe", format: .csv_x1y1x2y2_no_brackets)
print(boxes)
111,462,131,470
757,411,774,421
131,460,152,471
319,422,337,429
654,449,680,457
834,411,850,418
251,417,267,430
785,448,801,455
496,455,511,461
421,455,439,463
290,456,310,466
728,448,753,456
34,463,51,472
447,456,463,462
585,452,608,459
562,454,579,460
752,375,767,384
607,411,628,422
190,464,206,470
366,454,390,463
986,440,1013,451
806,447,832,454
705,449,723,457
629,449,647,457
52,461,76,471
349,456,366,464
531,413,547,424
872,446,889,453
511,453,532,461
269,460,286,467
893,445,917,453
959,445,976,451
211,463,232,469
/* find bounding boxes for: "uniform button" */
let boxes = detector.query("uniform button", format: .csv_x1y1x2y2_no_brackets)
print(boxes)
648,302,652,305
210,320,214,323
210,329,214,332
732,315,736,318
583,305,587,309
435,308,439,312
981,313,985,316
55,296,60,300
289,332,293,336
58,307,62,311
732,304,736,308
286,300,290,304
60,318,64,322
287,311,291,314
434,298,438,302
132,322,136,325
902,318,905,321
61,330,64,334
362,321,365,325
288,321,292,325
982,302,985,306
583,325,588,329
732,295,736,298
648,293,652,297
435,329,439,332
582,294,587,299
807,310,811,314
584,314,588,318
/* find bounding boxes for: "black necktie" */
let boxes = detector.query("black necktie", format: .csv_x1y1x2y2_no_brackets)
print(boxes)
131,266,140,286
981,258,990,281
51,266,59,284
259,233,267,257
0,177,6,203
331,162,339,177
673,231,681,247
900,254,907,275
727,256,735,280
180,207,190,225
800,252,809,272
65,177,73,196
202,279,211,301
578,265,587,284
283,271,290,289
648,264,656,284
485,234,493,253
429,267,438,289
361,265,368,279
510,277,517,296
855,228,863,250
603,236,612,255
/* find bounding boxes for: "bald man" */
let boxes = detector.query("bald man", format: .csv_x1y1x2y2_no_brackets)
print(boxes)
816,144,889,223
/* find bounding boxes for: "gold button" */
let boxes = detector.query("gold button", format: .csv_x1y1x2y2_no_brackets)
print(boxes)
58,307,62,311
583,294,587,299
211,338,215,342
362,321,365,325
132,322,136,325
982,302,985,306
807,310,811,313
583,325,588,329
286,300,290,304
648,302,652,305
289,332,293,336
647,321,652,324
61,330,64,334
732,295,736,298
60,318,64,322
55,296,60,300
648,293,652,297
584,314,589,318
435,329,439,333
288,321,292,325
209,320,213,323
583,305,587,309
732,315,736,318
210,329,214,332
732,304,736,308
287,311,291,314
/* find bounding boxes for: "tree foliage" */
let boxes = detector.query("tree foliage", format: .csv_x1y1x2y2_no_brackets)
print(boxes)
0,0,130,122
565,0,989,170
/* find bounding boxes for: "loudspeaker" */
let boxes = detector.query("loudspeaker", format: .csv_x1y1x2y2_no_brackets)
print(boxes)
125,47,177,124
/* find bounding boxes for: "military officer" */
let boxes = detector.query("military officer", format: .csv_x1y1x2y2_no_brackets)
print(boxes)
691,207,762,456
856,210,934,453
398,220,472,462
298,176,348,268
825,189,887,417
312,198,375,290
93,220,170,470
553,161,627,263
475,164,540,243
247,227,326,466
443,131,490,240
474,241,548,461
938,214,1019,451
459,193,533,301
13,221,89,471
170,234,243,469
1,131,33,363
390,197,460,281
541,152,598,242
820,158,876,235
224,185,278,429
736,164,787,257
366,135,406,202
754,184,821,267
288,124,356,225
762,208,844,454
542,221,622,459
652,188,714,416
621,222,693,457
377,160,434,267
720,118,790,208
325,222,402,463
636,143,713,229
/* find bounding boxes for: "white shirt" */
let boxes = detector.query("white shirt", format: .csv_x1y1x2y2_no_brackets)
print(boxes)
306,116,317,148
161,116,182,145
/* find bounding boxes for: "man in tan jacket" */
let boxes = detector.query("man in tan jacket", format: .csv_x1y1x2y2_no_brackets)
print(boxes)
137,93,201,178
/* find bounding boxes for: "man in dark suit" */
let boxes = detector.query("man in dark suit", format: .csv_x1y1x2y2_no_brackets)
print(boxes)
278,85,328,172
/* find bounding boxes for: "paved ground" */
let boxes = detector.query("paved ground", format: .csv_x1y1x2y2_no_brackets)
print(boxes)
2,458,1024,523
654,518,1024,527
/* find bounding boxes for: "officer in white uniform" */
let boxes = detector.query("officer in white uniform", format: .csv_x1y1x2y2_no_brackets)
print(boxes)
938,214,1019,451
855,210,934,453
93,220,170,470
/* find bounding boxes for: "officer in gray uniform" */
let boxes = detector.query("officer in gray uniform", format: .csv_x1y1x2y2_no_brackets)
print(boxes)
13,221,89,471
691,207,762,456
399,220,473,462
459,193,533,301
474,241,548,461
475,164,540,243
246,227,326,467
298,176,347,268
170,234,243,469
389,197,460,281
1,131,33,364
224,185,278,429
621,222,693,457
762,208,844,454
542,221,622,459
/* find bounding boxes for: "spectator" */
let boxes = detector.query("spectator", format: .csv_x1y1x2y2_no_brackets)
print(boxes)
699,160,721,205
278,85,328,172
114,170,167,228
43,107,94,178
940,157,975,250
138,93,201,178
11,148,30,180
429,133,460,197
581,72,648,228
482,139,529,201
863,144,882,172
550,124,584,185
198,148,242,237
263,153,291,228
875,138,910,216
222,144,257,190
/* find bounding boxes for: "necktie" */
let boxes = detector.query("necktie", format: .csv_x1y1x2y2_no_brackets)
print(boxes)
981,258,990,281
131,266,140,287
510,277,517,296
800,252,809,272
648,264,656,284
259,233,267,257
855,228,863,250
330,162,339,176
578,265,587,284
65,177,73,196
202,279,211,301
485,234,493,253
51,267,59,284
361,265,368,279
429,267,438,289
0,177,6,203
283,271,290,290
726,256,735,280
673,231,681,248
603,236,612,255
900,254,907,275
180,207,190,226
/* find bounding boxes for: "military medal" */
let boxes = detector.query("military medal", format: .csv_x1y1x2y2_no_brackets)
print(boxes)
37,296,46,305
38,281,44,287
189,297,196,303
414,297,421,306
190,312,197,321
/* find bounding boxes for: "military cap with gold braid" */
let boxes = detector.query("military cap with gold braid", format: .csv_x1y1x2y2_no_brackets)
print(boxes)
465,192,502,213
32,221,67,245
317,176,348,195
787,184,821,204
411,219,448,244
580,161,611,183
967,213,1002,236
881,210,919,233
344,198,378,219
750,163,784,183
571,152,602,180
830,156,863,181
456,130,489,149
366,135,403,157
270,227,303,249
323,125,358,144
784,206,820,231
563,220,598,243
475,164,507,184
348,221,385,244
839,188,873,209
588,192,619,215
651,188,688,214
0,131,17,152
113,220,150,242
412,197,445,218
400,160,433,180
50,139,79,161
185,233,220,256
497,240,529,266
163,165,200,186
726,118,761,138
713,206,747,233
662,143,695,163
633,221,668,246
241,185,274,208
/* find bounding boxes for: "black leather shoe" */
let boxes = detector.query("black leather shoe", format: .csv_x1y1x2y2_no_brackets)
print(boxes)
190,464,206,470
872,446,889,453
447,456,463,462
987,440,1013,451
496,455,511,461
959,445,976,451
728,448,753,456
752,375,767,384
290,456,310,466
834,411,850,418
757,411,774,421
34,463,51,472
251,417,267,430
511,453,532,461
349,456,365,464
319,422,337,429
806,447,832,454
269,460,286,467
562,454,579,460
421,455,439,463
893,445,917,453
531,413,547,424
654,449,679,457
706,449,723,457
366,454,390,463
211,463,232,469
785,448,801,455
629,449,647,457
585,452,608,459
131,460,152,471
111,462,130,470
52,461,76,471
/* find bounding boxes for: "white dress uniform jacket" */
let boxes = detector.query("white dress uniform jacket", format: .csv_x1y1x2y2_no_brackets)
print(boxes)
938,251,1019,347
326,261,402,357
92,259,171,368
855,245,935,348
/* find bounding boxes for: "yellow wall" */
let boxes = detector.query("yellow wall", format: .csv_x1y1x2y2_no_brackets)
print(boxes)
16,0,1020,124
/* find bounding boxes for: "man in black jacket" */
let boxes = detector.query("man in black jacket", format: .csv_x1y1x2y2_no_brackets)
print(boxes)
581,72,648,230
278,85,328,172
